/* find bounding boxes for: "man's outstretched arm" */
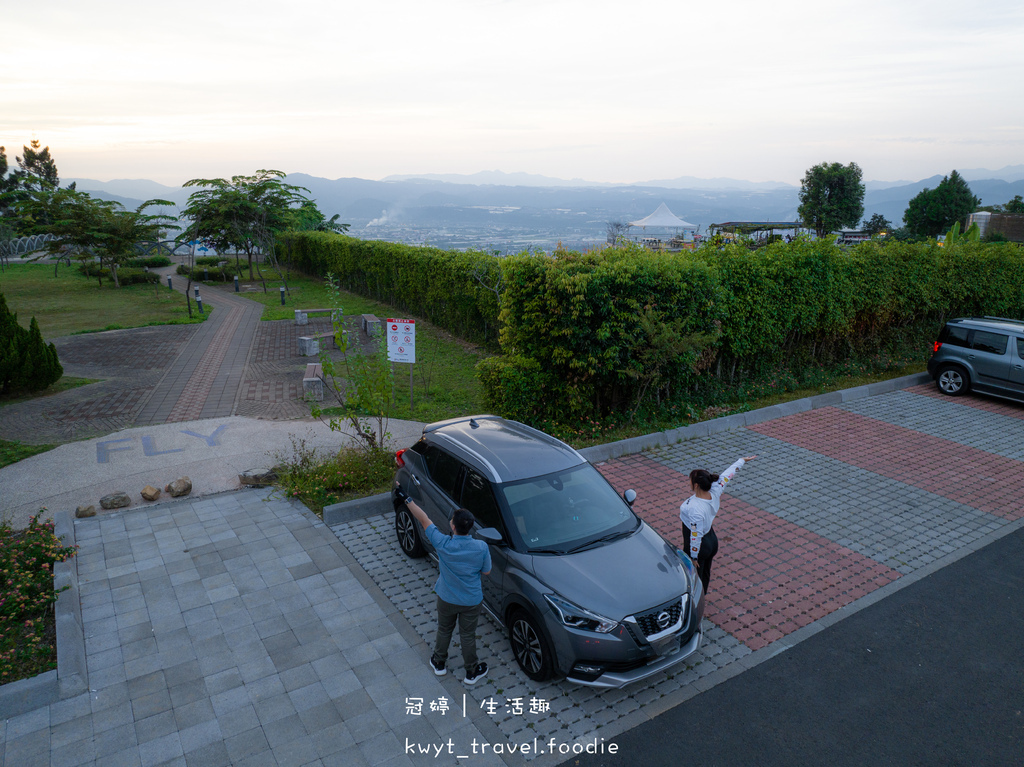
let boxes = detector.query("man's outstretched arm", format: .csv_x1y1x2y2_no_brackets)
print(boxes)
395,483,432,531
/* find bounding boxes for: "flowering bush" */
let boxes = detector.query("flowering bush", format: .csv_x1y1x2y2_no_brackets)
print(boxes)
0,513,78,685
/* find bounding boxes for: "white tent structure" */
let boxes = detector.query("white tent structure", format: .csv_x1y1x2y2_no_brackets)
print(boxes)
629,203,696,230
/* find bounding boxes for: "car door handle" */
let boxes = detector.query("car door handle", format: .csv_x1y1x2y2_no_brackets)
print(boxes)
410,473,422,486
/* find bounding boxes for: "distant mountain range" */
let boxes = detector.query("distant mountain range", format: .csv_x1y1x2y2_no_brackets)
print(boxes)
64,166,1024,241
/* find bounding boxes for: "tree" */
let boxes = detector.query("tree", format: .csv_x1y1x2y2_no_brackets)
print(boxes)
16,140,60,193
862,213,892,236
798,162,865,238
0,293,63,396
606,220,629,245
20,188,176,286
180,170,312,280
292,200,350,233
902,170,981,237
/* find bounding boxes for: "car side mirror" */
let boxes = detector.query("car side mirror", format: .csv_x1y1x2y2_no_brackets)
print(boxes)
623,489,637,507
474,527,504,545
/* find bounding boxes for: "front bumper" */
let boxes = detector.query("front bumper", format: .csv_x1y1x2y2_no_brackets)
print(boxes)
566,627,702,688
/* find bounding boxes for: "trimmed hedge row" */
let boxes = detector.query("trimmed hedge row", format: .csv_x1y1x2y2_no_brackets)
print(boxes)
278,233,502,346
77,264,160,285
277,232,1024,422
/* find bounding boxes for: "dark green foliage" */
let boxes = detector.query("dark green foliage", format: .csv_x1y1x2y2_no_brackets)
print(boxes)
903,170,982,237
176,263,244,281
278,232,1024,426
862,213,892,236
798,162,866,238
77,264,159,285
194,255,225,266
278,232,503,347
0,294,63,396
124,255,172,268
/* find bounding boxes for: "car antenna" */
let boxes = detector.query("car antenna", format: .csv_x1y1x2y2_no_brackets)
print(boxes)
469,418,479,428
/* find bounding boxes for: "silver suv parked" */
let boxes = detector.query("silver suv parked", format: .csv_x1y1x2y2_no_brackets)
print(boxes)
392,415,705,688
927,316,1024,403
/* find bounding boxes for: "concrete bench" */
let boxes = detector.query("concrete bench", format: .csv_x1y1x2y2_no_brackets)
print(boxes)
361,314,382,336
297,331,337,357
294,308,339,326
302,362,324,400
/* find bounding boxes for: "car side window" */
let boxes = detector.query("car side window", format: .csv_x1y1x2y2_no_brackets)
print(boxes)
941,325,971,348
971,330,1008,355
461,470,505,535
424,445,463,499
1017,338,1024,360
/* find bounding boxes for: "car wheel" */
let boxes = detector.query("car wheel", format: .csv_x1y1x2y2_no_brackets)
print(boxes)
395,507,426,558
937,365,969,396
509,608,553,682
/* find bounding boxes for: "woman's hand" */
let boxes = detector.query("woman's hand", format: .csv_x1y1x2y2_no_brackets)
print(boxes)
743,455,758,462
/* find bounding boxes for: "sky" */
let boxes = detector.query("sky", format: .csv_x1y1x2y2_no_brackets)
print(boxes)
3,0,1023,187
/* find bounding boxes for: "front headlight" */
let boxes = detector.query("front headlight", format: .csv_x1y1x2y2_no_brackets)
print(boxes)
675,548,697,592
544,595,618,634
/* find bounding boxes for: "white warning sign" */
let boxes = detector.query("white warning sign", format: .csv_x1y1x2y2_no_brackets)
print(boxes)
386,318,416,363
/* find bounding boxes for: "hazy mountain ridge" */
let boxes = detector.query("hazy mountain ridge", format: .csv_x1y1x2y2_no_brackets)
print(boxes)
63,169,1024,247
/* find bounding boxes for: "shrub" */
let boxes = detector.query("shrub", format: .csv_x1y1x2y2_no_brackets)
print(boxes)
124,255,172,268
76,264,159,285
0,294,63,397
273,440,396,514
0,514,78,685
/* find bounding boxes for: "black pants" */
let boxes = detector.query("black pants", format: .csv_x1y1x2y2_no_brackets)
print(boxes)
432,596,481,673
681,526,719,593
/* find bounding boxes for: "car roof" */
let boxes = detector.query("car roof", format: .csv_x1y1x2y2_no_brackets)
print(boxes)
422,415,587,484
948,316,1024,334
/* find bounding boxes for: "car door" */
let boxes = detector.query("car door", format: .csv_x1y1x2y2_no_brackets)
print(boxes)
1010,337,1024,394
968,329,1012,392
459,468,509,615
417,444,463,538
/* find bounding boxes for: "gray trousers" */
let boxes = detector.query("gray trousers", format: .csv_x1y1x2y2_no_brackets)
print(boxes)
431,596,480,672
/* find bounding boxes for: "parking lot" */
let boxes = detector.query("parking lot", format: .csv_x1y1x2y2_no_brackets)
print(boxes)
330,382,1024,763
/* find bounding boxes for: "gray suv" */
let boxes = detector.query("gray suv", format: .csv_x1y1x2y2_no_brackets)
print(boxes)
392,415,705,688
927,316,1024,403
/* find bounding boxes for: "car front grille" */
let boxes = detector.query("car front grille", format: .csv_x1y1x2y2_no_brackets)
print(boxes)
631,597,684,638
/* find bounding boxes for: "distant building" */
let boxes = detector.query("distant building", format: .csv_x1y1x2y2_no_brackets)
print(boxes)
967,212,1024,242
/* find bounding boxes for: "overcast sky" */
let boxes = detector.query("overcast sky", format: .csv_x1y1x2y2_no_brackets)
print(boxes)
3,0,1022,186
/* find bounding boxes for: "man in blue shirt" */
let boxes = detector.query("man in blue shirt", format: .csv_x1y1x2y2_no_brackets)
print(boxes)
395,486,492,685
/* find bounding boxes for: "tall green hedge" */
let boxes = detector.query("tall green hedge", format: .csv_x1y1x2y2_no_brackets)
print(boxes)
278,231,1024,423
278,233,502,347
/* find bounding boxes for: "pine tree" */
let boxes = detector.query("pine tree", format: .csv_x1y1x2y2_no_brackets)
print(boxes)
0,293,63,396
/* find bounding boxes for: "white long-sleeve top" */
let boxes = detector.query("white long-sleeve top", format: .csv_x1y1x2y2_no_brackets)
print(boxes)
679,458,746,559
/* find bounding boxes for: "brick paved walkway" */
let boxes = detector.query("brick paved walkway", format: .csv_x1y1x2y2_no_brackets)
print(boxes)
596,387,1024,652
0,278,379,443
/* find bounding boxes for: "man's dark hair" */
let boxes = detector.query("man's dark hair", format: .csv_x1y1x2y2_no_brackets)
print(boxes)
451,508,476,536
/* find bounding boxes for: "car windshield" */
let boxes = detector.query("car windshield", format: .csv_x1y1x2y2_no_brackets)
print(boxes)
498,463,638,553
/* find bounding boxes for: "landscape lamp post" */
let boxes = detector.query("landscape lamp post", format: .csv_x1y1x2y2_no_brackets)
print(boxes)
280,286,286,306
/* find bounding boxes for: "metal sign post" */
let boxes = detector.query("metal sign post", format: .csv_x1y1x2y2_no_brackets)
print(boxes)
386,319,416,412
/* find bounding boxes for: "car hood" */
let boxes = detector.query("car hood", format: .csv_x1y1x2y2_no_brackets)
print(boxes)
528,524,690,621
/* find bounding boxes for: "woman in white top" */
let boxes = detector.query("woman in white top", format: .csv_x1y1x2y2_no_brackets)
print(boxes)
679,455,756,593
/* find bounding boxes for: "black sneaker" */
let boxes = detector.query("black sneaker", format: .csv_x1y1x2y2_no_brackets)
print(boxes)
429,657,446,676
464,662,488,686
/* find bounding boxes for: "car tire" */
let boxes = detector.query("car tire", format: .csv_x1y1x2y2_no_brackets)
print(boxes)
395,507,426,558
508,608,554,682
937,365,969,396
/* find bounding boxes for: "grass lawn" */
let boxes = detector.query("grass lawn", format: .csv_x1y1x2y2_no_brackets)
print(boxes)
0,376,97,408
0,439,58,468
0,263,208,338
212,270,491,424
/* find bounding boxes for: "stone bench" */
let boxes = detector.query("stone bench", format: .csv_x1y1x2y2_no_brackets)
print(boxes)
297,331,336,357
302,362,324,400
294,308,339,326
361,314,382,336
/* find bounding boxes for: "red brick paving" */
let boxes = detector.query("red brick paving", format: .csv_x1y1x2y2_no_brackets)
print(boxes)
597,454,900,651
905,383,1024,420
748,407,1024,520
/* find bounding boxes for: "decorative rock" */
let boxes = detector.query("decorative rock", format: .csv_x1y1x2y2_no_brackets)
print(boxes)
141,485,162,501
99,492,131,510
76,505,96,518
238,468,278,486
165,477,193,497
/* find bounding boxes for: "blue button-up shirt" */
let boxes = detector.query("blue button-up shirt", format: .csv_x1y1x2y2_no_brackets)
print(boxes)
425,525,492,606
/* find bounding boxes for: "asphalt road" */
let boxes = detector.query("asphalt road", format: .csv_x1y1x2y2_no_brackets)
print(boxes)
561,523,1024,767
